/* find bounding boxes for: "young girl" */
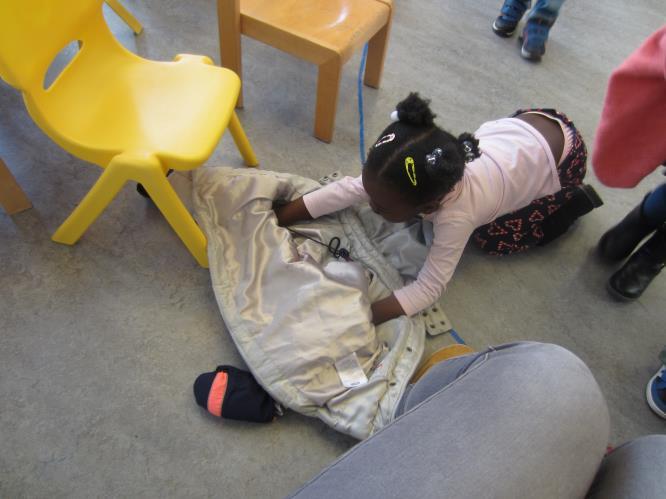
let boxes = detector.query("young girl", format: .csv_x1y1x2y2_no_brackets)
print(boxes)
275,93,602,325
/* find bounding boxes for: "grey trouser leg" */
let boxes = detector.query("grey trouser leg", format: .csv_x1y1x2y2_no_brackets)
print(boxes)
288,342,610,499
586,435,666,499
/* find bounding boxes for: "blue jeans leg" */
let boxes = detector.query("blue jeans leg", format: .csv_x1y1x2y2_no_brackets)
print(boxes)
642,183,666,225
289,342,610,499
528,0,565,25
586,435,666,499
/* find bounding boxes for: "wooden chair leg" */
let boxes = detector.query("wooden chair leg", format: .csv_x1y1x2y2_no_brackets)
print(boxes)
314,58,342,143
364,21,391,89
105,0,143,35
0,157,32,215
217,0,244,108
228,112,258,167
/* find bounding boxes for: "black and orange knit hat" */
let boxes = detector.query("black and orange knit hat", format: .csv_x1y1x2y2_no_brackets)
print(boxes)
193,365,277,423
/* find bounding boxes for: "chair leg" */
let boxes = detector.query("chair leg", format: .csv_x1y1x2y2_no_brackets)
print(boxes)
364,21,391,89
138,169,208,268
314,58,342,143
0,157,32,215
218,0,244,108
228,112,258,167
105,0,143,35
52,163,128,245
52,155,208,267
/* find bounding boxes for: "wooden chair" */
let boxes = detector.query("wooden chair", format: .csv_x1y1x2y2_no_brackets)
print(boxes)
218,0,393,143
0,157,32,215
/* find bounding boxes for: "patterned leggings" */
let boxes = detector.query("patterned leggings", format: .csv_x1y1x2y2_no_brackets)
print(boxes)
472,108,587,255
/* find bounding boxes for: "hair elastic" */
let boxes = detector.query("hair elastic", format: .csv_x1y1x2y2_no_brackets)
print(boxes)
425,147,444,168
405,156,417,186
390,110,400,122
462,141,476,163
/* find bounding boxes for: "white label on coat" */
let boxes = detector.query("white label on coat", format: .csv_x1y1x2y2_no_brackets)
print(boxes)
335,352,369,388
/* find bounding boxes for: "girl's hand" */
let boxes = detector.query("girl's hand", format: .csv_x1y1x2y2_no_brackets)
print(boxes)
371,294,406,326
273,197,312,227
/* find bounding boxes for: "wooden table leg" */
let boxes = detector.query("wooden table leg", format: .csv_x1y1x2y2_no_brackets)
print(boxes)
0,157,32,215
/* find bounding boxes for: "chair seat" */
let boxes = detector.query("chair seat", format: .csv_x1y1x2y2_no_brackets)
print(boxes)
33,54,241,170
240,0,391,64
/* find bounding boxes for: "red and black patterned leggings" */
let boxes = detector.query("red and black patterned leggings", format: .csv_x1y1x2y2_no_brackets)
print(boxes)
472,108,587,256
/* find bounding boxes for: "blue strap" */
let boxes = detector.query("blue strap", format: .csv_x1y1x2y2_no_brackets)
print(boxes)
357,43,369,165
450,329,466,345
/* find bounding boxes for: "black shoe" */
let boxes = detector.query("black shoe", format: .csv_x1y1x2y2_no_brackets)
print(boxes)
538,184,604,246
519,19,551,62
598,194,659,262
492,0,529,38
607,227,666,301
136,169,174,199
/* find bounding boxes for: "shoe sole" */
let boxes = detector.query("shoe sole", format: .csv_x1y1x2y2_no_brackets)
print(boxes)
520,45,542,61
580,184,604,209
492,20,516,37
605,279,638,302
596,243,628,264
646,371,666,419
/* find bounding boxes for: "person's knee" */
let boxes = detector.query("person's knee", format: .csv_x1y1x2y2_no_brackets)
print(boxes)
492,342,610,440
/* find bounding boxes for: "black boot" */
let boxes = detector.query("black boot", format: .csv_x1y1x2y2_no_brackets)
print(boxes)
607,227,666,301
538,184,604,246
137,169,174,199
598,194,659,261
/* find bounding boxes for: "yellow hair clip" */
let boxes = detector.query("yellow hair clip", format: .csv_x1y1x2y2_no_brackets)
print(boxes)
405,156,417,186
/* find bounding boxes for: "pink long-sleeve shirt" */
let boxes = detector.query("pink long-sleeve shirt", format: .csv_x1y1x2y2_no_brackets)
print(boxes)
593,25,666,187
304,117,563,316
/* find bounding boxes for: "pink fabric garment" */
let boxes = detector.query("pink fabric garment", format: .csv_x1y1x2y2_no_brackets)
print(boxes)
592,25,666,188
304,117,562,316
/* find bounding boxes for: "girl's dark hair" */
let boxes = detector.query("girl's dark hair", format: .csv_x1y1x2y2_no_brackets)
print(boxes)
365,93,480,205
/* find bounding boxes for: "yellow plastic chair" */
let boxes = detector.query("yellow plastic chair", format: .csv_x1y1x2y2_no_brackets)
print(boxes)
105,0,143,35
218,0,393,143
0,0,258,267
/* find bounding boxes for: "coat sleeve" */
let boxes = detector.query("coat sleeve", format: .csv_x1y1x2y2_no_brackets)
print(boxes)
303,176,369,218
592,26,666,188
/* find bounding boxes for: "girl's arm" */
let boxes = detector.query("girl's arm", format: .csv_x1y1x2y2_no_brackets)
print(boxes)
371,294,405,325
274,197,312,226
392,216,474,318
274,175,370,226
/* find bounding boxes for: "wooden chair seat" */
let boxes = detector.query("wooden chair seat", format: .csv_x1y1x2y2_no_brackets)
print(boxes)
241,0,391,64
218,0,393,142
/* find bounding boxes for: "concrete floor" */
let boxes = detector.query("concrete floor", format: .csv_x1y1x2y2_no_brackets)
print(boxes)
1,0,664,497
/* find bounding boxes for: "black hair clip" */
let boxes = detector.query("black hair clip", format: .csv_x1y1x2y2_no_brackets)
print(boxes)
425,147,444,168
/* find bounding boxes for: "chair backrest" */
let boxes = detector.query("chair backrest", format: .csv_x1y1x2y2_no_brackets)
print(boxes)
0,0,104,91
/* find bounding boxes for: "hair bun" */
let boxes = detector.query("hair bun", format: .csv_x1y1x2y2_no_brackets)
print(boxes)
457,133,480,163
395,92,436,127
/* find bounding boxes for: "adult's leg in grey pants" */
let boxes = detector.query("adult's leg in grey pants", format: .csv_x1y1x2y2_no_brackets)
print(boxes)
288,342,610,499
586,435,666,499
